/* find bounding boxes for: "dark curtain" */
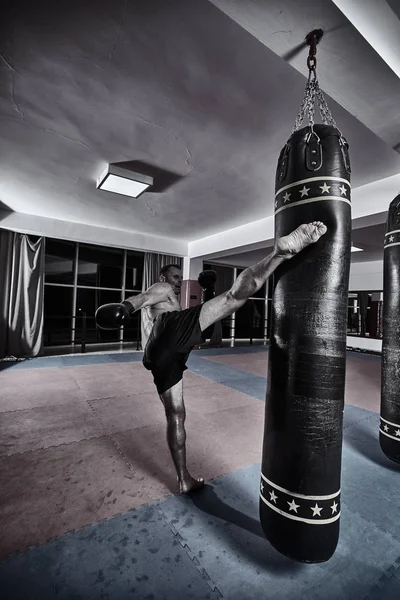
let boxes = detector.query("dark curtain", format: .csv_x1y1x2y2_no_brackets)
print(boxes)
0,230,45,358
212,264,234,296
142,252,183,290
207,264,234,346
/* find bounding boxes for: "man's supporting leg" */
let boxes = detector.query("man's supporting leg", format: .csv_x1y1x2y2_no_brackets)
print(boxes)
199,222,327,332
159,379,204,494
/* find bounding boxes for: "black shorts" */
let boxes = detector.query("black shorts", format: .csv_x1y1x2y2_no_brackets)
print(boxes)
142,305,206,395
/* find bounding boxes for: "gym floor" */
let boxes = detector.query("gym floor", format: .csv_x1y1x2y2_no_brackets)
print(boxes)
0,347,399,600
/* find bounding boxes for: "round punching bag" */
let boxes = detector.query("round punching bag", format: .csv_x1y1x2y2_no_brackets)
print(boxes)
380,195,400,463
259,123,352,562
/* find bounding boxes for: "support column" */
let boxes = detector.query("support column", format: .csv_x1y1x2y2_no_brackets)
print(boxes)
181,257,204,309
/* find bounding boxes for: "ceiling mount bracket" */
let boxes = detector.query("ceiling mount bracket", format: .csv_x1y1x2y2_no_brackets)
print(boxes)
305,29,324,71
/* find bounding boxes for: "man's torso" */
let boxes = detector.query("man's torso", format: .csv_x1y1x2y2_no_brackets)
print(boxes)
141,288,181,348
148,296,181,320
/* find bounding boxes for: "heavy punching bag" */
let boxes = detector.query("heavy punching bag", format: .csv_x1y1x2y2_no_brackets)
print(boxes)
198,270,217,339
380,195,400,463
259,31,352,563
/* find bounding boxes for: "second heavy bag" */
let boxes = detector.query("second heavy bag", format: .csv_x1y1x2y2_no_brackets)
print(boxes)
198,270,217,339
380,195,400,463
259,124,351,562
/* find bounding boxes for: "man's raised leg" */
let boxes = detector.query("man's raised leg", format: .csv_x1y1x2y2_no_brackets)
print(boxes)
199,222,327,332
159,380,204,494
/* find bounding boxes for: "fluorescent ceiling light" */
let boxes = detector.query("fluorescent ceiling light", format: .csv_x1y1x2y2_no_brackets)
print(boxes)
97,164,153,198
351,245,363,252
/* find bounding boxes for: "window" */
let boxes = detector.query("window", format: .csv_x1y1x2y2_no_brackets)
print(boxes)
75,288,123,343
203,263,235,339
45,239,75,284
347,291,383,339
76,288,122,316
123,311,141,343
43,286,74,345
126,250,144,291
236,268,266,299
43,238,145,349
77,245,124,288
235,299,265,339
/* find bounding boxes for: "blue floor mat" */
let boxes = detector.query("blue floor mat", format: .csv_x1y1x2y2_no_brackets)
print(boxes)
0,353,144,371
0,357,67,371
158,462,400,600
108,353,143,363
342,410,400,538
1,404,399,599
0,504,217,600
187,355,268,401
0,345,379,373
152,405,400,600
0,348,393,600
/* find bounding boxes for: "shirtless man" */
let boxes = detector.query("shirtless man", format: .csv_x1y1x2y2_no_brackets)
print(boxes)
95,222,327,493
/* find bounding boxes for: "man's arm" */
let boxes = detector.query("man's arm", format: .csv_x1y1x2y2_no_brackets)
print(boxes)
124,282,172,313
96,282,173,330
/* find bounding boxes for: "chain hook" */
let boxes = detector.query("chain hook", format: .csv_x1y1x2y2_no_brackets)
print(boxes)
292,28,341,134
305,29,323,72
307,56,317,71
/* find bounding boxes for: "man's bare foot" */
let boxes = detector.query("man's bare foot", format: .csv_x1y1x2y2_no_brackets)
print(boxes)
179,475,205,494
275,221,327,259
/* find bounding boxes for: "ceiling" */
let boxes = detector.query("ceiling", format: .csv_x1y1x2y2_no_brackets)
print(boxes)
209,0,400,150
388,0,400,20
1,0,400,256
351,223,386,263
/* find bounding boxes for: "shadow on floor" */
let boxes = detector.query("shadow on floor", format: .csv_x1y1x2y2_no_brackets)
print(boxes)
186,483,304,575
344,416,400,473
121,436,177,494
0,359,32,372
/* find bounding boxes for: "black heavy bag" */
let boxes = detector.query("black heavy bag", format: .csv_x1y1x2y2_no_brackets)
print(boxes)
380,195,400,463
198,270,217,339
259,121,352,563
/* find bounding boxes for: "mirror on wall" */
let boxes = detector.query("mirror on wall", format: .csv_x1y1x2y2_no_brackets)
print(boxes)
347,291,383,339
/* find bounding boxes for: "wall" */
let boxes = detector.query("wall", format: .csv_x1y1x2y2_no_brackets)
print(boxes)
188,215,275,258
180,280,203,309
0,210,188,257
182,257,204,280
346,336,382,353
349,260,383,291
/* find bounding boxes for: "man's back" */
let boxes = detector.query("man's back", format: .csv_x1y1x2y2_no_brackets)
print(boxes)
145,282,181,319
140,282,182,347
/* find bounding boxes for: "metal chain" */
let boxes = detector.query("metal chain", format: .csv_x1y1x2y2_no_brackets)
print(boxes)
315,80,339,129
292,68,342,135
292,71,316,133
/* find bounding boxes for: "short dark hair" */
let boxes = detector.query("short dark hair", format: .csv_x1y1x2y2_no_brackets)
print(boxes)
160,264,181,277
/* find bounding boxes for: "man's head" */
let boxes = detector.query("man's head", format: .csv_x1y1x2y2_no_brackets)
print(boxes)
160,264,182,295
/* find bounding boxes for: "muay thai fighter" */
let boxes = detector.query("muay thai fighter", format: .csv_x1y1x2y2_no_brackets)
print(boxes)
96,222,327,493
